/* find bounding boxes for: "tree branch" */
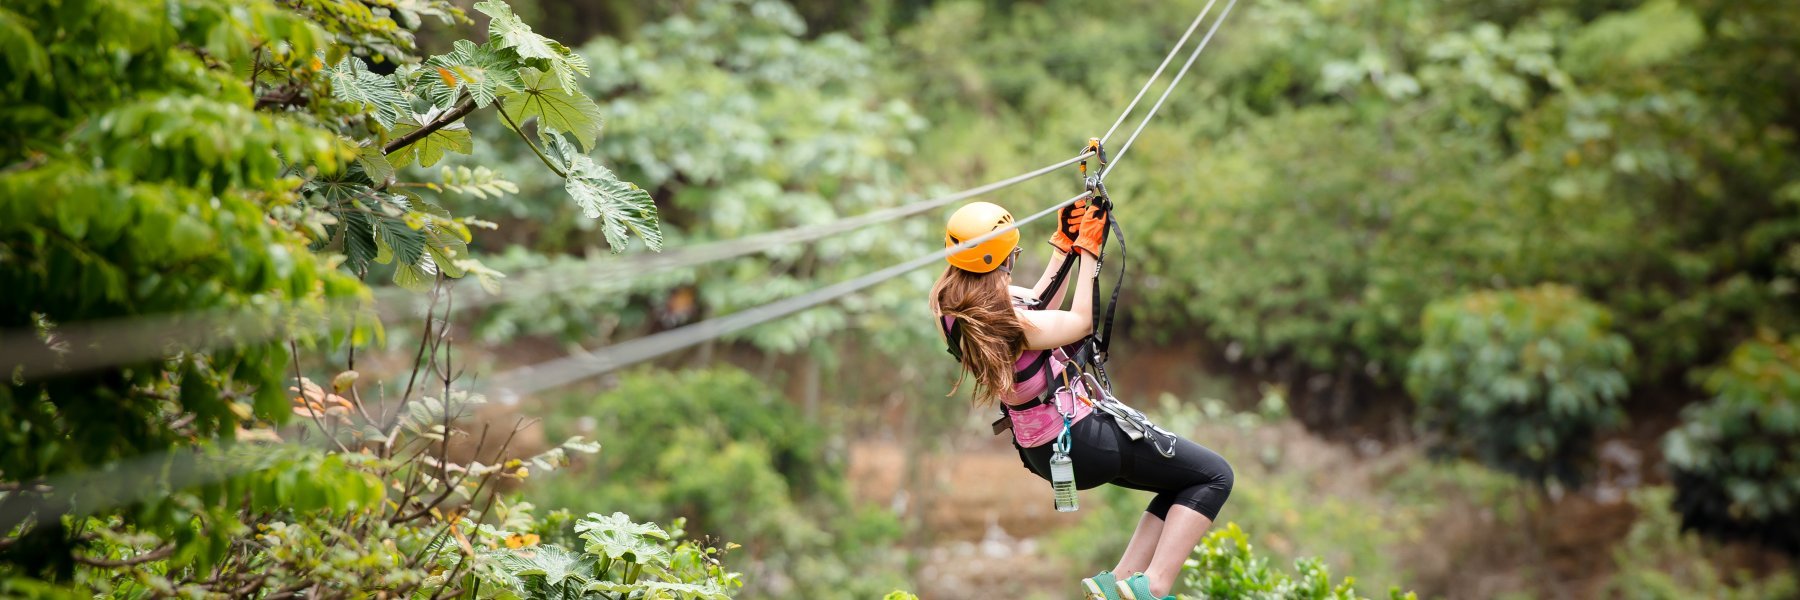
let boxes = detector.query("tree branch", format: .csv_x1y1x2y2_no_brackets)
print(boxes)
384,97,478,156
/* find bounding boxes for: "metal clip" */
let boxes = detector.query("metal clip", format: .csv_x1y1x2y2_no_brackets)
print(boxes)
1078,137,1108,180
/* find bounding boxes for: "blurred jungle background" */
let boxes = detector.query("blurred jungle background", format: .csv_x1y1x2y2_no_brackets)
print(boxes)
3,0,1798,598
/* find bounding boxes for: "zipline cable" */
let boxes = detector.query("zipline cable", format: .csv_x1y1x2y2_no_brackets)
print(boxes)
1103,0,1239,181
0,152,1092,381
1098,0,1218,145
484,191,1093,399
441,150,1095,312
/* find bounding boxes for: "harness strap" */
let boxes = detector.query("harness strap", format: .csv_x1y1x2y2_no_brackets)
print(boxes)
1094,215,1127,360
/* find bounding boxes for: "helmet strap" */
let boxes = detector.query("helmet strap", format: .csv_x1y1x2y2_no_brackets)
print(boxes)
995,247,1021,274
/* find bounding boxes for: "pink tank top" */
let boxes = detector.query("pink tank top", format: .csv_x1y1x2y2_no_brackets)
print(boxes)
940,313,1093,448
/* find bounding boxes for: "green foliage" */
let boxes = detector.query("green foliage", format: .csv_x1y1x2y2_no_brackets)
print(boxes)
14,348,604,597
459,0,930,356
1664,332,1800,552
1408,284,1632,486
1605,486,1798,600
0,0,648,590
526,368,907,598
0,0,367,520
489,512,739,600
1183,523,1417,600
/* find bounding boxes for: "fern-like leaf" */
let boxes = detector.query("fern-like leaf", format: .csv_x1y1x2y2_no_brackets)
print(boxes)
327,57,409,128
339,210,379,274
546,130,662,252
419,39,521,109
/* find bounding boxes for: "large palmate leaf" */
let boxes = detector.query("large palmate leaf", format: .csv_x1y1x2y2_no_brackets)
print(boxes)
546,130,661,252
420,39,521,108
574,512,671,566
496,544,592,588
473,0,589,93
498,68,603,150
326,57,408,128
388,107,473,168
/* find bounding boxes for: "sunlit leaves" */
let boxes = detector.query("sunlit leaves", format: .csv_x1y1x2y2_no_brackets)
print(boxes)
420,39,521,108
1564,0,1705,78
326,57,407,127
473,0,588,93
499,68,604,150
387,107,473,168
547,130,661,252
1185,523,1418,600
488,511,737,600
575,512,671,565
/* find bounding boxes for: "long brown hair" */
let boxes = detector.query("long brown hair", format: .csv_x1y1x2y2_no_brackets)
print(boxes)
929,265,1024,406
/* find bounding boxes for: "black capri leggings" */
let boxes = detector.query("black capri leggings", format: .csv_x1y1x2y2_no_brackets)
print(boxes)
1017,413,1234,520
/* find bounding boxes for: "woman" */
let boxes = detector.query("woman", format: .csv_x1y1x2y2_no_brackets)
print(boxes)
929,200,1233,600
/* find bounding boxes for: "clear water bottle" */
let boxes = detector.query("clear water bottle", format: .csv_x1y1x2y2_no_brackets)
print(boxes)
1050,451,1078,512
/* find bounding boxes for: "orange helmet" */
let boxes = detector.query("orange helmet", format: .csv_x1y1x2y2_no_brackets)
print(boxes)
944,202,1020,273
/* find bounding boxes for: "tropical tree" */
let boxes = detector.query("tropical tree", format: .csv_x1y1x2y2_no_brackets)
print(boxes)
0,0,660,593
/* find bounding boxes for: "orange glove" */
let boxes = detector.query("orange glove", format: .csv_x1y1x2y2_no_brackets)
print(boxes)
1072,200,1109,256
1048,199,1091,253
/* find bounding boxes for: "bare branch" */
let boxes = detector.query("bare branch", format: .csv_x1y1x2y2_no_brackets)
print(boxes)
384,97,478,156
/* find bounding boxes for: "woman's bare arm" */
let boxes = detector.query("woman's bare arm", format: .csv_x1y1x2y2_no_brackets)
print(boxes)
1017,251,1099,350
1023,248,1073,307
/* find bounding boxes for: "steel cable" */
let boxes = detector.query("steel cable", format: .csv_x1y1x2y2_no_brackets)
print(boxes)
0,153,1091,380
1103,0,1240,181
1098,0,1218,145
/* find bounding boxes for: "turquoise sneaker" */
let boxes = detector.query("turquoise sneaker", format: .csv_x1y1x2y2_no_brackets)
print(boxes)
1081,571,1122,600
1114,572,1174,600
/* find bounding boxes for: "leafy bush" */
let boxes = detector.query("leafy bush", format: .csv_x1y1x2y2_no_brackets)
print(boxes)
1605,486,1798,599
527,367,907,598
1184,523,1417,600
1407,284,1632,485
489,512,739,599
463,0,935,356
1663,332,1800,552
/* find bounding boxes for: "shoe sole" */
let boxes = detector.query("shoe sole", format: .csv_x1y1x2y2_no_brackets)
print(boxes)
1115,580,1140,600
1081,578,1110,600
